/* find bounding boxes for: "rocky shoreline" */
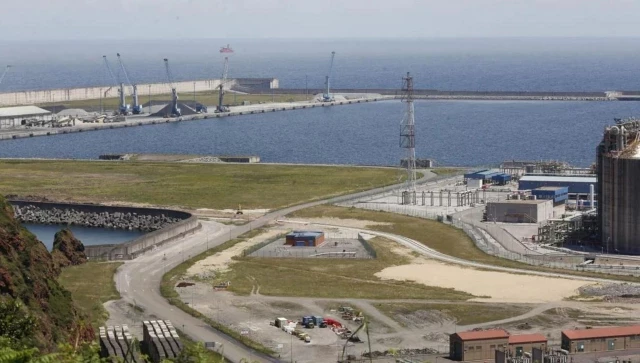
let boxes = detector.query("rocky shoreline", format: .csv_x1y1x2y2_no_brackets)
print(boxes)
13,204,181,232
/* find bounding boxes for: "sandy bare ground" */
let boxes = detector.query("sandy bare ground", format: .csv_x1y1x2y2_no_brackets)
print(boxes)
187,229,285,276
375,260,592,303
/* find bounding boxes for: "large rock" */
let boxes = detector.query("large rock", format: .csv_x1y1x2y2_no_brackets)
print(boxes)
0,196,84,351
51,228,87,268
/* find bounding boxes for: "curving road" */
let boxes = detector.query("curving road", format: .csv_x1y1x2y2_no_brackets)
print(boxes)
113,172,437,363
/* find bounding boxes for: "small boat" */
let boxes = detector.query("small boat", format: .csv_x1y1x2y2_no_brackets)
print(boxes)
220,44,233,53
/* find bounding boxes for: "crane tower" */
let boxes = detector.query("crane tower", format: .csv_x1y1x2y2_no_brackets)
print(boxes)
116,53,143,114
322,51,336,102
163,58,181,117
216,56,230,113
399,72,417,204
103,55,130,115
0,65,11,86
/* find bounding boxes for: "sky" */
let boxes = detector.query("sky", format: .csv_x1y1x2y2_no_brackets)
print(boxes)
2,0,640,40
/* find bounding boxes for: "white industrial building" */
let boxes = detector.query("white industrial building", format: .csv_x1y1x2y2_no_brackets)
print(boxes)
486,199,554,223
0,106,52,128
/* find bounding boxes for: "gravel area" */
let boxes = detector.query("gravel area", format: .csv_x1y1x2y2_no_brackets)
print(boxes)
579,283,640,297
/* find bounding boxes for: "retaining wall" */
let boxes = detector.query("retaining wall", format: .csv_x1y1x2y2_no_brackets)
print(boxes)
9,200,200,260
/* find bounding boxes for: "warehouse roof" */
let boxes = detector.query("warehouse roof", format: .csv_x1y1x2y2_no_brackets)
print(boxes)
454,329,509,341
0,106,51,118
534,186,568,191
520,175,597,183
562,325,640,340
287,231,324,238
489,199,549,204
509,334,547,344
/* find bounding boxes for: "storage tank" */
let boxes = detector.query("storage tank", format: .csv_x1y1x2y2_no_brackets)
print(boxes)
597,120,640,254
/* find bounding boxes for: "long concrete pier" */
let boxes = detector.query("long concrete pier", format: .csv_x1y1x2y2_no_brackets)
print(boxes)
0,96,384,141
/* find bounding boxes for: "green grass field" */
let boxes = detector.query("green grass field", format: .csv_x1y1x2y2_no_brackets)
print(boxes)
374,302,530,326
0,160,401,210
220,237,474,300
289,205,640,283
58,262,122,328
40,91,310,111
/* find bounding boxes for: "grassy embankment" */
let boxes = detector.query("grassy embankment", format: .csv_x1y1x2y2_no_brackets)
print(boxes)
288,205,640,283
57,262,123,328
160,228,277,356
39,91,310,111
374,303,530,326
0,160,401,210
221,236,474,300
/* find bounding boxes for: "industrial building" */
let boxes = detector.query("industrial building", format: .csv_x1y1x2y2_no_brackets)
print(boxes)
531,186,569,205
486,199,554,223
0,105,52,128
285,231,325,247
450,330,548,361
561,325,640,353
507,334,547,357
597,118,640,254
518,175,596,201
464,169,512,185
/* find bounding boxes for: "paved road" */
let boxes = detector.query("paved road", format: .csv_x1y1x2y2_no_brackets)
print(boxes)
113,171,438,363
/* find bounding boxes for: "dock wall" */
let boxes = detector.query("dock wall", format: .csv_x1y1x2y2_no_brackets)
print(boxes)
0,78,279,107
8,200,200,260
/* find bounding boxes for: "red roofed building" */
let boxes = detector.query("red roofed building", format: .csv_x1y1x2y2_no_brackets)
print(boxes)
508,334,547,357
450,329,509,361
561,325,640,353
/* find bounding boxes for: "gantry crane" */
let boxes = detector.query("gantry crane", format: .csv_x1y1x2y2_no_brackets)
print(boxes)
0,65,11,86
103,55,130,115
215,56,230,113
116,53,143,114
163,58,181,117
322,51,336,102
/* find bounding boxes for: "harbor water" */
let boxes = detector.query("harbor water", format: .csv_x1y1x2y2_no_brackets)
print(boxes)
24,223,146,251
1,100,639,167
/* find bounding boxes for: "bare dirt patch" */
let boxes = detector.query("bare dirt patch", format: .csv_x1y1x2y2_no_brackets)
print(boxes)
375,260,593,303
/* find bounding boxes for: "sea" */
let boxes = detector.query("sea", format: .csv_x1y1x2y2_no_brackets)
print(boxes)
1,38,640,167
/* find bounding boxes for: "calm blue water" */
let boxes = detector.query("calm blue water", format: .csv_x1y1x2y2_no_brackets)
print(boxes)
1,38,640,92
2,100,639,167
23,223,145,251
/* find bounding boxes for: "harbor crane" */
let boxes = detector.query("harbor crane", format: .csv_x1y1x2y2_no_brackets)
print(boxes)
163,58,181,117
103,55,131,115
322,51,336,102
0,65,11,86
216,55,231,113
116,53,143,114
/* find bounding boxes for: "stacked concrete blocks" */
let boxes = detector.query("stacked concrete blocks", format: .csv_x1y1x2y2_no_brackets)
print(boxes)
99,325,143,362
142,320,184,363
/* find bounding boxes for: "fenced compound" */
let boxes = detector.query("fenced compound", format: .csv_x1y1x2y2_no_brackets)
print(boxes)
246,232,376,259
339,191,640,277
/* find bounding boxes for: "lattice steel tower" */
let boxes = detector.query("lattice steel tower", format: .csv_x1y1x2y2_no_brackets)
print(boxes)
400,72,417,201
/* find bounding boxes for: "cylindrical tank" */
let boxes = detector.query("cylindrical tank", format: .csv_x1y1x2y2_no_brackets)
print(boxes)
599,153,640,254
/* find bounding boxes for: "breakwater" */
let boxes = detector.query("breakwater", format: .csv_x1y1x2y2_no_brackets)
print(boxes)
0,78,279,107
256,88,613,101
13,204,181,232
9,200,200,260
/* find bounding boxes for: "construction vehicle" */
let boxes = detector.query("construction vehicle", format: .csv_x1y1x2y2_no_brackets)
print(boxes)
213,281,230,290
321,51,336,102
215,47,232,113
116,53,143,114
163,58,181,117
0,65,11,86
301,316,315,329
103,56,131,115
312,316,326,328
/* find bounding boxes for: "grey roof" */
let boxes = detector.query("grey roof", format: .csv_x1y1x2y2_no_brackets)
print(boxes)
520,175,597,183
0,106,51,118
489,199,550,204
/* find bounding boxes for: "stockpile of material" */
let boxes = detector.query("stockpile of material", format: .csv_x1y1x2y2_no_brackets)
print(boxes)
99,325,143,362
142,320,184,363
